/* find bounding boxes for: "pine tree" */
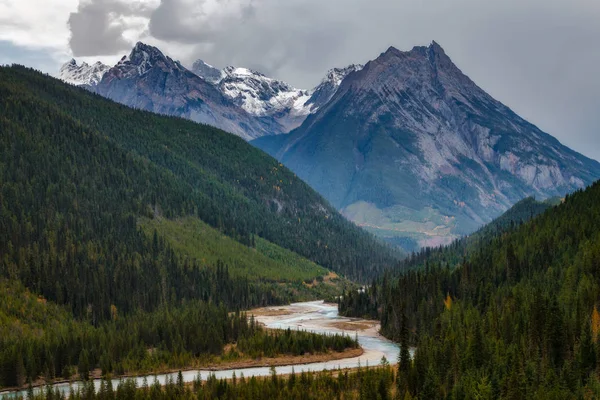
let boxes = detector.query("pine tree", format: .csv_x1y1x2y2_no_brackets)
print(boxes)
397,310,411,395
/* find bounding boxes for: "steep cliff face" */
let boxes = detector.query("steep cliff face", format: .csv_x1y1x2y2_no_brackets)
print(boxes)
253,42,600,249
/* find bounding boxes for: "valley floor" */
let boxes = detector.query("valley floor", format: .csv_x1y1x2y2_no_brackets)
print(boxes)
0,301,397,398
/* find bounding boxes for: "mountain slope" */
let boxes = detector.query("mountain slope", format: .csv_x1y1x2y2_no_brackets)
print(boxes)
92,42,276,140
1,65,377,390
1,65,395,285
60,45,361,140
253,42,600,249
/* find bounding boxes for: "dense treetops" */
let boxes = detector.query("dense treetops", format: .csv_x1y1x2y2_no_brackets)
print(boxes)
0,64,393,391
0,65,397,282
0,280,357,389
342,183,600,398
6,362,396,400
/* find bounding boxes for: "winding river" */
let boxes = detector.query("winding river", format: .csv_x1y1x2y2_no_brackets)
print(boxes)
0,301,399,399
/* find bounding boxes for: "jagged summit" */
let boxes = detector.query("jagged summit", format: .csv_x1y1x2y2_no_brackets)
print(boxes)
58,59,110,87
114,42,188,78
218,65,311,120
59,41,367,138
253,42,600,250
92,43,276,140
378,41,449,64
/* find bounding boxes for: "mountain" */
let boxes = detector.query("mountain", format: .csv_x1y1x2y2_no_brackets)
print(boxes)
253,41,600,250
58,59,110,87
189,58,362,134
92,42,278,140
191,59,224,84
59,44,359,140
216,66,313,132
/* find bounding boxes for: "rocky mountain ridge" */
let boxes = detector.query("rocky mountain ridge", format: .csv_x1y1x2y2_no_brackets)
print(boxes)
253,41,600,249
58,59,110,87
58,41,600,249
59,43,356,138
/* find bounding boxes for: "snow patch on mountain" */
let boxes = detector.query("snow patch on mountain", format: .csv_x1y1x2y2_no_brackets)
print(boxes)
59,59,110,87
305,64,363,110
217,66,313,118
189,58,364,129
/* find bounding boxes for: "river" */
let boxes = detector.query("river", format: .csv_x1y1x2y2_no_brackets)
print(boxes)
0,301,399,399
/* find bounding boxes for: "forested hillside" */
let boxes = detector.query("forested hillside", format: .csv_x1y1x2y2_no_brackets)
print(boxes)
0,280,357,389
362,196,559,282
0,65,394,390
0,65,397,284
341,184,600,398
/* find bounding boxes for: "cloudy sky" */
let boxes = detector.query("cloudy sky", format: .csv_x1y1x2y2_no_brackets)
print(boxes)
1,0,599,160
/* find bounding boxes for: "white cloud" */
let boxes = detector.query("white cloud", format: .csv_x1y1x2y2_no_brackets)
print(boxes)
0,0,78,58
68,0,159,56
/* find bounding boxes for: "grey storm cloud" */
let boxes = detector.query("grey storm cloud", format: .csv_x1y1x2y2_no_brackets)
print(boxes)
66,0,600,161
68,0,156,56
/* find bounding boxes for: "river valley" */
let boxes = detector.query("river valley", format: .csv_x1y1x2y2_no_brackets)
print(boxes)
0,301,399,398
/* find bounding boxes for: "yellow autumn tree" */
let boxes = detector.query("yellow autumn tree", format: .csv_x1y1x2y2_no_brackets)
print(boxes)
444,294,453,310
110,304,118,321
592,306,600,343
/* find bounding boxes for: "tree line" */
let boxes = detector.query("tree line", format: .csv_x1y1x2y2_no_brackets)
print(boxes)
0,280,357,389
8,362,396,400
0,65,397,285
342,182,600,398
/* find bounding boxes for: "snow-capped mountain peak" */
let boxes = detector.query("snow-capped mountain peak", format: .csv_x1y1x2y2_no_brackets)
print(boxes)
191,59,225,84
59,59,110,87
217,65,312,119
115,42,187,79
187,56,365,131
323,64,364,87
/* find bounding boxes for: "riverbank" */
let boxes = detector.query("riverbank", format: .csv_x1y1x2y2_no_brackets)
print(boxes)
0,347,363,394
0,301,398,399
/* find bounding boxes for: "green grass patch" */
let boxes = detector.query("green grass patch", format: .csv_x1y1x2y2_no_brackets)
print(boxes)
139,216,329,283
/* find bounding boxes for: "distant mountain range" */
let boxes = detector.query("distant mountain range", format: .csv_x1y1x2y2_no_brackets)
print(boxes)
60,41,600,250
59,43,358,140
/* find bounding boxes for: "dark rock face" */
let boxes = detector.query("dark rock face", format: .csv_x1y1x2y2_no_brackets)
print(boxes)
253,42,600,248
94,43,273,140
